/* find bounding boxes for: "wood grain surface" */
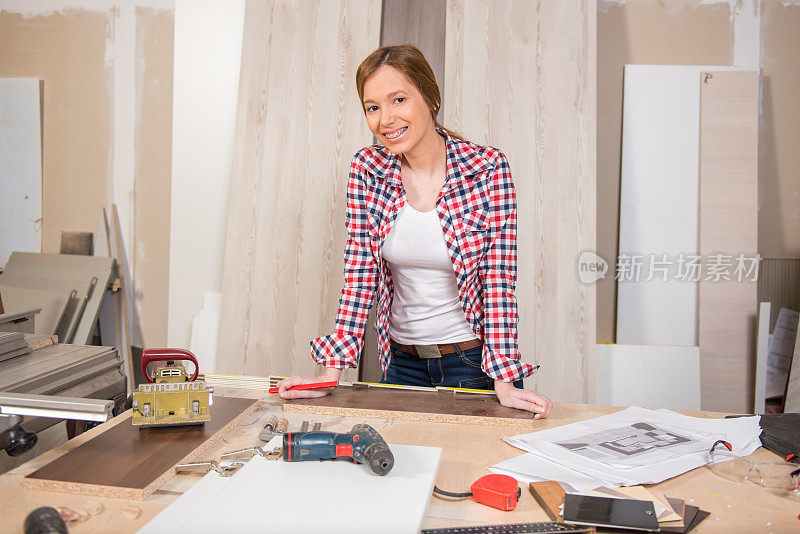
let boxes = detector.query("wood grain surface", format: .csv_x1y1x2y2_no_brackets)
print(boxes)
216,0,380,380
698,70,759,413
283,387,540,426
2,387,799,533
23,396,258,499
444,1,596,403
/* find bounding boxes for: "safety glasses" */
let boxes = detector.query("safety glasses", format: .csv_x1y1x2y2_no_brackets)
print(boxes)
708,440,800,495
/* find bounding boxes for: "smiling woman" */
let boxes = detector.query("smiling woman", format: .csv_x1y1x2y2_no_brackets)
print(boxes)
277,45,552,418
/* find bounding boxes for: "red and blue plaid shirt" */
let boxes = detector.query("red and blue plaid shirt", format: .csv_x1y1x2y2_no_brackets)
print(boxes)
311,129,538,383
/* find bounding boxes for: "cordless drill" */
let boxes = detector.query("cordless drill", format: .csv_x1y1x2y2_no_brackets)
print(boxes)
282,423,394,476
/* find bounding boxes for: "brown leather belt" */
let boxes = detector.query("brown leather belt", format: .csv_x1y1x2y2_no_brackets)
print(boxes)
390,338,483,359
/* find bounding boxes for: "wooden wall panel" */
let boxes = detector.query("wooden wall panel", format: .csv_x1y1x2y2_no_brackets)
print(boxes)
444,0,596,403
698,70,759,413
758,258,800,331
216,0,381,378
359,0,447,383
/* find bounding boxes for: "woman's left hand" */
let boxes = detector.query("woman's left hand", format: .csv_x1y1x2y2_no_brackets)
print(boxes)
494,380,553,418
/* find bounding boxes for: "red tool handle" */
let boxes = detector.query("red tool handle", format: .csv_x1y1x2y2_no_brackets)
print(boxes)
268,381,338,394
141,348,199,383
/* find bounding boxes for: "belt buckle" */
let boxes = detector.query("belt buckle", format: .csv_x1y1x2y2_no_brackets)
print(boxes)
415,344,442,359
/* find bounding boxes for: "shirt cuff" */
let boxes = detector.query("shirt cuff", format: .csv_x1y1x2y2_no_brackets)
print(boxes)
310,332,361,369
482,347,539,382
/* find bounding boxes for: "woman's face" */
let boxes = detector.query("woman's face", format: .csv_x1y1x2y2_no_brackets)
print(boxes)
362,66,436,156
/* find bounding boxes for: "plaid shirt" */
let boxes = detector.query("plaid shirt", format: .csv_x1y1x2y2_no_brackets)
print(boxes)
311,129,538,382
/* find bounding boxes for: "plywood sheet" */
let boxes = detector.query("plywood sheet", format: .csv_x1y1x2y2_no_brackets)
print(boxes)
698,70,759,413
784,313,800,414
0,285,68,335
23,396,258,499
0,77,41,268
444,0,596,402
2,252,114,344
283,387,539,426
595,344,700,411
216,0,380,379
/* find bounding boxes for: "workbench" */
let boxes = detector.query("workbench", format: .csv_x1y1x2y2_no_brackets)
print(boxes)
1,388,797,532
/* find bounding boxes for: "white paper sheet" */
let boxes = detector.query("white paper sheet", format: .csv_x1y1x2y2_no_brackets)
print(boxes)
492,407,761,489
139,443,442,534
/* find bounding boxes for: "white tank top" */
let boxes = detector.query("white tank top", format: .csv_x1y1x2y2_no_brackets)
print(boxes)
382,203,478,344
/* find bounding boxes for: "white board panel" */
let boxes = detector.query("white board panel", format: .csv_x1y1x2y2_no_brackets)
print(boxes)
0,78,42,268
596,343,701,411
139,443,442,534
616,65,747,347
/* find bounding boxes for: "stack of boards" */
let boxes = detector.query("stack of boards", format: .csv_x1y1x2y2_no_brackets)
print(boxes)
0,252,114,343
0,331,31,362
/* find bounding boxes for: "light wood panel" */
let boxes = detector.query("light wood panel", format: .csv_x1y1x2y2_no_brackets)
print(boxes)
216,0,381,378
444,0,596,402
4,387,799,533
360,0,447,383
698,70,759,413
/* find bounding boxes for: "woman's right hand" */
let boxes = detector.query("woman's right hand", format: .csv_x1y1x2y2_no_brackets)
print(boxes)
277,367,342,399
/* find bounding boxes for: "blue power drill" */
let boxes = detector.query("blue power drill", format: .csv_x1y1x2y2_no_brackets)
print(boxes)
282,423,394,475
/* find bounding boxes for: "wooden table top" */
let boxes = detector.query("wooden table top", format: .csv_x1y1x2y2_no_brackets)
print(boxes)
1,389,798,533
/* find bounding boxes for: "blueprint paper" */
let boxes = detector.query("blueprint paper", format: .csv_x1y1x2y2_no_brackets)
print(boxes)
493,407,761,488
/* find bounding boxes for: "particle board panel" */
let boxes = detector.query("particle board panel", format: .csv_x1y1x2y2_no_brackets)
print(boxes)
698,70,759,413
283,387,539,426
23,396,259,499
216,0,380,379
444,0,596,402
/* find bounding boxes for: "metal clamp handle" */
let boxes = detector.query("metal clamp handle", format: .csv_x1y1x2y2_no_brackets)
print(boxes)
141,348,199,383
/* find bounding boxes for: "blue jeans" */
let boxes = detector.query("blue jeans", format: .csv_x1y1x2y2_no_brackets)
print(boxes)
382,343,523,390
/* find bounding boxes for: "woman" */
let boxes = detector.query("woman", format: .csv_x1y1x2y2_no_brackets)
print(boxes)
278,45,552,417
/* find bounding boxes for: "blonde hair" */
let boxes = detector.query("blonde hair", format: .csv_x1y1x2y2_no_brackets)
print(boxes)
355,44,464,141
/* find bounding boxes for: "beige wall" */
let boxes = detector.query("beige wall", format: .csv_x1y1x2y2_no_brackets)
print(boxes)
0,4,174,347
760,1,800,259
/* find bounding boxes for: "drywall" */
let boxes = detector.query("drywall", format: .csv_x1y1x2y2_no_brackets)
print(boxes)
134,7,173,348
759,1,800,258
0,1,175,347
167,0,245,349
0,78,42,267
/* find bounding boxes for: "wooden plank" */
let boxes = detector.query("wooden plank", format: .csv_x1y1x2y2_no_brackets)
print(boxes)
283,386,539,426
216,0,381,379
698,70,759,413
23,396,258,499
360,0,447,383
754,302,771,413
528,481,566,521
444,0,596,402
783,313,800,413
112,204,135,394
